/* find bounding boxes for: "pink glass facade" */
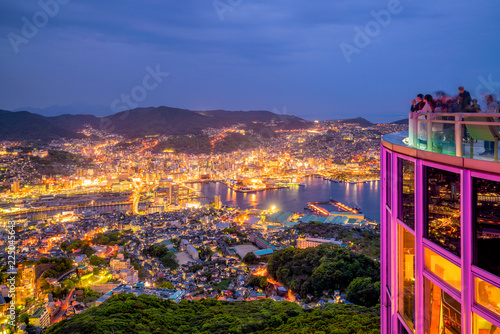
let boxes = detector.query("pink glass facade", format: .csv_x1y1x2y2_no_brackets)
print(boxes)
381,134,500,334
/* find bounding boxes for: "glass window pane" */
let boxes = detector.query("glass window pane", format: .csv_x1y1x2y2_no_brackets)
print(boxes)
473,313,500,334
474,177,500,277
424,277,462,334
475,277,500,318
426,167,461,257
386,151,392,208
399,159,415,229
399,225,415,331
399,321,411,334
424,247,461,292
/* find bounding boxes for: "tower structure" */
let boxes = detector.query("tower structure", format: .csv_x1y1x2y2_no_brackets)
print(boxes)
381,114,500,333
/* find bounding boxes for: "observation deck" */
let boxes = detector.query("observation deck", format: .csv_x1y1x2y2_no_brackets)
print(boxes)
382,112,500,173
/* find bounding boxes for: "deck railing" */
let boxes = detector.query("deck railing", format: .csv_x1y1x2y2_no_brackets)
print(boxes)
408,112,500,161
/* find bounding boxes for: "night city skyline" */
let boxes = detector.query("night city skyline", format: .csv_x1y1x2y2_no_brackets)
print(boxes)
3,1,500,333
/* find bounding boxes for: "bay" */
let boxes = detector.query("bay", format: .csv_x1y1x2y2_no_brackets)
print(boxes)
192,176,380,221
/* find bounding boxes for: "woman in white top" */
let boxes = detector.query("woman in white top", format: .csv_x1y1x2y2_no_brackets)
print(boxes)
420,94,436,113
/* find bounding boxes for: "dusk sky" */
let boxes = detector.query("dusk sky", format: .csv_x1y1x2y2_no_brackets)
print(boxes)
1,0,500,123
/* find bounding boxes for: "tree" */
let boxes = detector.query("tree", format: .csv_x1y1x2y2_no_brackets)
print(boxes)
267,245,379,298
246,275,268,289
80,244,96,257
346,277,380,307
46,294,381,334
60,242,68,252
243,252,258,265
39,278,50,291
144,245,178,269
197,247,214,261
19,313,30,326
93,268,100,275
52,286,64,299
63,279,74,290
89,255,107,267
158,281,174,289
43,269,58,278
67,240,84,252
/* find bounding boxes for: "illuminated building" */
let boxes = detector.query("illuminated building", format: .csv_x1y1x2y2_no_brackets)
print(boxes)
296,237,342,249
214,195,221,209
381,116,500,333
10,180,20,193
17,266,35,303
29,307,50,328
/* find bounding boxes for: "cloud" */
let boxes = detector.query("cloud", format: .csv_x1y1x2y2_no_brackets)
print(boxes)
0,0,500,122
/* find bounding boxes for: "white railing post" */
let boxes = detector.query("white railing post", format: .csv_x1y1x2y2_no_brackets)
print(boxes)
455,113,463,157
408,112,416,147
413,113,418,147
426,113,433,152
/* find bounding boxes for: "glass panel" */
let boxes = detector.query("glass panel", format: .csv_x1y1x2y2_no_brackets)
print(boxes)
399,159,415,229
387,151,392,208
475,277,500,318
426,167,461,257
417,115,428,151
424,277,462,334
400,321,411,334
473,313,500,334
399,225,415,331
424,247,461,292
474,178,500,277
429,115,456,156
463,116,500,162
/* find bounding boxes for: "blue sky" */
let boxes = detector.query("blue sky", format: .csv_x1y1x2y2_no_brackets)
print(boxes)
1,0,500,123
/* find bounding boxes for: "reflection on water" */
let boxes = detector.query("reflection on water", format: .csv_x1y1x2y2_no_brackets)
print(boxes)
193,176,380,221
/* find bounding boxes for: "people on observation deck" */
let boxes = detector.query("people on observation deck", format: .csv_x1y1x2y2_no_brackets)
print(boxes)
411,94,425,112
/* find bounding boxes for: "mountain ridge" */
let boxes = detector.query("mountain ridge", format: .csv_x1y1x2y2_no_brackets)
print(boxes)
0,106,306,142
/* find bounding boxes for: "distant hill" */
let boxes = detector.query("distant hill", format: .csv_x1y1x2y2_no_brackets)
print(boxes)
0,106,307,141
48,114,102,131
0,109,83,142
14,102,113,117
391,118,408,125
101,107,305,137
336,117,374,127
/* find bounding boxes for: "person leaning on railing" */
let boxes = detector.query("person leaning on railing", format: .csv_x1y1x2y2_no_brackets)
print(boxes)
420,94,436,113
413,95,436,143
480,95,500,156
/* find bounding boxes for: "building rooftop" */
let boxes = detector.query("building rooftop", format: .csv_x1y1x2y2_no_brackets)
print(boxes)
253,249,274,256
30,307,46,319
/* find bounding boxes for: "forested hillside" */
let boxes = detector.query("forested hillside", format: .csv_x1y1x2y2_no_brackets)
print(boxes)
47,294,380,334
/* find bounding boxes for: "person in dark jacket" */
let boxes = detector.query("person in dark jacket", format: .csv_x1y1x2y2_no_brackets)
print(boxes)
458,87,472,112
411,94,425,112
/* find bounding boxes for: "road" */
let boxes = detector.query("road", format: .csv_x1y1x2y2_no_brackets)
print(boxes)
51,287,75,325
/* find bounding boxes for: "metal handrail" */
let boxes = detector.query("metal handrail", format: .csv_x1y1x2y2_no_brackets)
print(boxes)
408,112,500,157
